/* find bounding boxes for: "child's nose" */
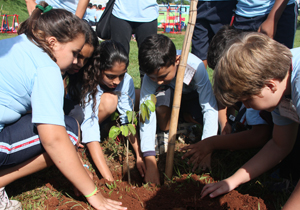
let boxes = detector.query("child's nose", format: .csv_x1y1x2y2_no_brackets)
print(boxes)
157,80,164,85
113,77,121,85
73,57,78,65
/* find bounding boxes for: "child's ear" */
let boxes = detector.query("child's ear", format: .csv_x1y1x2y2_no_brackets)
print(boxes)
47,36,58,49
266,80,278,93
175,55,180,65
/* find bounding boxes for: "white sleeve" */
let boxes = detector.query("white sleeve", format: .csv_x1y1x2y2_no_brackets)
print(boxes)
193,62,218,139
139,75,158,155
81,93,101,143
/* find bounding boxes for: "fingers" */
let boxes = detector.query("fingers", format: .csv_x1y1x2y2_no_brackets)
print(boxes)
181,147,196,160
137,162,146,177
105,199,127,209
181,144,192,151
78,143,84,148
201,183,220,198
201,181,230,199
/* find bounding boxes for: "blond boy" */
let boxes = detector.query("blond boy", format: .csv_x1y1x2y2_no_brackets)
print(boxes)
201,32,300,209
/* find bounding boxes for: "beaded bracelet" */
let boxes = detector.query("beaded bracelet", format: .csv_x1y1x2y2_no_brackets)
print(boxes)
83,164,89,169
85,186,98,198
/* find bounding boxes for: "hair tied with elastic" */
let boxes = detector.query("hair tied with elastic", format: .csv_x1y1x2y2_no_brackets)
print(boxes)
35,4,53,13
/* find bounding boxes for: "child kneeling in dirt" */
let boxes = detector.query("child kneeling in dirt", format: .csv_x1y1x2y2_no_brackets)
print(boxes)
138,34,219,185
80,40,146,182
0,2,126,209
201,32,300,209
182,25,273,171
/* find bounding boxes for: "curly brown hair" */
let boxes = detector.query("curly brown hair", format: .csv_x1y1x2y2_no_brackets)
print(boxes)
81,40,129,113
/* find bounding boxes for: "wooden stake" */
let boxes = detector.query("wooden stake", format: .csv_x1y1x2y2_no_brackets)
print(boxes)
165,0,198,179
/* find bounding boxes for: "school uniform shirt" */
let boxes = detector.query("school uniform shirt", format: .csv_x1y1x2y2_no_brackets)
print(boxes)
36,0,87,18
235,0,296,17
112,0,159,22
272,47,300,125
245,108,267,126
85,8,97,22
139,51,218,157
0,34,65,132
235,105,267,127
81,73,135,143
95,9,104,22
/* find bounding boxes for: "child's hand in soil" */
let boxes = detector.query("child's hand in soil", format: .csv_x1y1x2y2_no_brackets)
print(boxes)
136,156,146,177
87,192,127,210
201,178,238,199
181,139,213,170
196,153,212,172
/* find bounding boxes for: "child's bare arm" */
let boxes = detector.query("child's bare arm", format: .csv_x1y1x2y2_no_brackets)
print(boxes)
282,180,300,209
201,122,298,198
75,0,90,19
218,103,231,135
182,123,272,169
144,156,160,185
24,0,37,15
37,124,125,209
128,132,146,177
86,141,114,181
258,0,289,38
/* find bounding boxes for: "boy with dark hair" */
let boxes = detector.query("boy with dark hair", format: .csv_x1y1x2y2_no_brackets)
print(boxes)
207,25,243,134
201,32,300,209
138,34,219,185
207,25,242,70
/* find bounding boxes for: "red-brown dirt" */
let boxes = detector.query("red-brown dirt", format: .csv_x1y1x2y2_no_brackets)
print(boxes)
7,142,278,210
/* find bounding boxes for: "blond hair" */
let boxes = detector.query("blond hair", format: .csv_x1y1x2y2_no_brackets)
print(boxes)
213,32,292,107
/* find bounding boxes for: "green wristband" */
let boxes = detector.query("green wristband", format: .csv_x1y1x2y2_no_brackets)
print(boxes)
85,186,97,198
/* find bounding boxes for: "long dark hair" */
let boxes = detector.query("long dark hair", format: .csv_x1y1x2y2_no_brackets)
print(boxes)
18,1,85,62
81,40,129,112
67,21,99,104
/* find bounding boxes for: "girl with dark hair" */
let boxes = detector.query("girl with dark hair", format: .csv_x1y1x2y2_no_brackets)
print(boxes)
0,2,126,209
81,40,146,182
63,20,99,125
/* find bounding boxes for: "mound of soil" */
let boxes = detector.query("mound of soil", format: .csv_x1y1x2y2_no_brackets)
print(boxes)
7,142,276,210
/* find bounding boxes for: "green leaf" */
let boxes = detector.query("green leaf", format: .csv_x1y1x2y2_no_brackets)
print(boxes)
110,112,119,121
145,100,156,112
140,103,147,123
128,124,136,136
120,125,129,137
126,111,133,123
134,117,138,126
108,126,120,140
150,94,157,105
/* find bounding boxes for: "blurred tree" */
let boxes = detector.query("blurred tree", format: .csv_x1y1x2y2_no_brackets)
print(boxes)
157,0,190,5
174,0,190,5
157,0,174,4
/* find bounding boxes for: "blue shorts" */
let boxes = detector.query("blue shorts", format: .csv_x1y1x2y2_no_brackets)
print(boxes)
233,2,298,49
155,85,203,124
64,97,84,125
0,114,78,168
191,1,237,60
